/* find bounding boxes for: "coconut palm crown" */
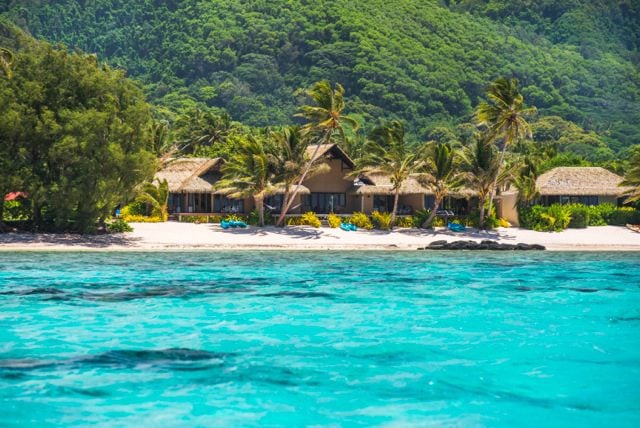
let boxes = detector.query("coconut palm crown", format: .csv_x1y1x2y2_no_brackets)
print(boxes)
358,121,425,227
475,77,536,227
277,80,358,226
419,142,463,228
216,135,276,226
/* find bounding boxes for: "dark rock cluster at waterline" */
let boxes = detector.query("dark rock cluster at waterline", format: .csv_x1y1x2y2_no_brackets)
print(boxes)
418,240,545,251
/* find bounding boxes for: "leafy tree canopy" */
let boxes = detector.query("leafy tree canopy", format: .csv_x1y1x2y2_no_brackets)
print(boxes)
0,20,156,232
3,0,639,153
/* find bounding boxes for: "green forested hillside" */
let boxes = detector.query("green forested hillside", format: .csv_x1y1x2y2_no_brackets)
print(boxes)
2,0,640,154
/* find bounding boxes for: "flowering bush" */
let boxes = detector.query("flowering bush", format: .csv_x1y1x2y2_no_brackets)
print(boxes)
371,211,392,230
348,212,373,230
327,213,341,228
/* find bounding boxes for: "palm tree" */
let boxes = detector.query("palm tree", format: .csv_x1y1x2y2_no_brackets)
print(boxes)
419,142,463,228
475,77,536,225
136,179,170,221
277,81,358,226
216,135,275,226
460,134,503,228
358,121,425,227
0,47,14,79
621,151,640,203
512,157,540,208
174,109,238,156
271,126,328,218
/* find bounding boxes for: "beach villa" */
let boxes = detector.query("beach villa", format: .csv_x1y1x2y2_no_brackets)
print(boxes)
155,144,475,218
499,166,632,225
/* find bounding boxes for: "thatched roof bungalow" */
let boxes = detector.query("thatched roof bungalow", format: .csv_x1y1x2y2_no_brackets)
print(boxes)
348,172,476,215
498,167,632,226
154,158,246,214
536,167,631,206
156,158,223,194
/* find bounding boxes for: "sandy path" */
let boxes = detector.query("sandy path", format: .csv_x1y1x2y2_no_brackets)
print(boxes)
0,223,638,251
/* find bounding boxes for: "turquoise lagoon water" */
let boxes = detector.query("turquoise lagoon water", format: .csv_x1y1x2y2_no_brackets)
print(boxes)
0,251,639,427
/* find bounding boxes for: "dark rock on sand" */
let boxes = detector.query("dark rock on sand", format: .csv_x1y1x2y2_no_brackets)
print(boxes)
422,240,545,251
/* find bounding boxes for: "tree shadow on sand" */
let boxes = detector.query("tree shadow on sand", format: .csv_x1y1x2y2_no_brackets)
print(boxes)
204,224,341,241
204,224,518,243
0,232,142,248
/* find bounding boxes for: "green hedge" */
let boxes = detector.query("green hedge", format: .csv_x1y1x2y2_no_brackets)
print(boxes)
520,203,640,232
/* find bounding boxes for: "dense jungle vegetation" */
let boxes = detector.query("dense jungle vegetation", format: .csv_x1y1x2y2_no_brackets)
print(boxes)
0,22,156,232
2,0,639,160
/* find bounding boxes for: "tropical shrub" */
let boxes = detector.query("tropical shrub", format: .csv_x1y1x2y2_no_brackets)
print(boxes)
412,210,431,228
349,212,373,230
327,213,341,228
248,209,274,226
180,215,209,224
394,216,414,228
432,216,446,227
223,214,248,223
498,218,511,228
122,215,164,223
519,205,553,231
609,207,640,225
106,218,133,233
543,204,572,231
286,212,321,227
371,211,392,230
588,203,615,226
567,204,589,228
519,204,571,232
121,201,147,217
3,200,30,221
301,211,321,228
468,207,499,229
137,179,170,221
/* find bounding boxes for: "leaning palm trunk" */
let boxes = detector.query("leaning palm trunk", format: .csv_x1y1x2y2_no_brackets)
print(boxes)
479,194,487,229
422,195,443,228
484,142,507,229
390,186,401,228
276,128,332,227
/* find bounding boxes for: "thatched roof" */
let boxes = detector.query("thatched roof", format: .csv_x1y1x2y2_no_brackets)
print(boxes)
306,144,355,168
155,158,223,193
350,172,476,198
536,167,631,196
349,173,427,195
273,184,311,195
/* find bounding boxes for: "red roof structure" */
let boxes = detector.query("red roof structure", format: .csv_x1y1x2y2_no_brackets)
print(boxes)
4,192,27,201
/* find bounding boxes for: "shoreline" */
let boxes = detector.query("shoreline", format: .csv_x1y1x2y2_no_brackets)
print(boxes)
0,223,638,252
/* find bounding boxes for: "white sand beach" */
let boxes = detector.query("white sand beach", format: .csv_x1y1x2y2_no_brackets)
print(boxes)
0,222,638,251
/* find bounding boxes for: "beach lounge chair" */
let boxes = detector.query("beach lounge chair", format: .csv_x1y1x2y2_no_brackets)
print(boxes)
448,222,466,232
220,219,247,229
340,222,357,231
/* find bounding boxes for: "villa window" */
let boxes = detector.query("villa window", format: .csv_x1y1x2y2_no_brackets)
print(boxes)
304,193,346,213
264,195,284,213
424,195,439,211
214,195,244,213
374,195,394,212
557,195,599,206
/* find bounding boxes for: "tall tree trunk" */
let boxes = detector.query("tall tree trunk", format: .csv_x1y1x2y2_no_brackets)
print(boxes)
422,194,442,228
276,128,332,227
390,187,400,229
33,200,41,232
255,194,264,227
478,195,486,230
278,184,291,226
486,139,508,229
0,190,5,233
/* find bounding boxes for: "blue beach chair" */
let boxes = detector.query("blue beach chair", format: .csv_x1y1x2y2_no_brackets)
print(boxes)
448,222,466,232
